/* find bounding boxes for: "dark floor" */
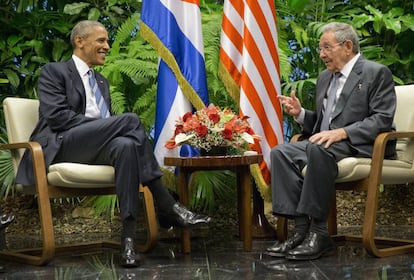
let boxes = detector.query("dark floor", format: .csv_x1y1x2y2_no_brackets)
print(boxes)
1,225,414,279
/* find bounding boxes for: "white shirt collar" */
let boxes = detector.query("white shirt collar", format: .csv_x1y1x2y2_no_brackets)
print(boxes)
72,54,91,77
339,53,361,78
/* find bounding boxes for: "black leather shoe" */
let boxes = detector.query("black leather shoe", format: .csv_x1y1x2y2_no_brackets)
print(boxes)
285,231,334,260
266,232,306,257
120,237,142,268
158,202,211,228
0,213,15,230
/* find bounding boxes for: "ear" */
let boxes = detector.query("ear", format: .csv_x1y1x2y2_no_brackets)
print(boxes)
74,35,84,49
344,39,353,53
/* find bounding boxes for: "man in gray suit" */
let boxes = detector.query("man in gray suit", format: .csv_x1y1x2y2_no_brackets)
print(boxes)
15,20,210,267
266,22,396,260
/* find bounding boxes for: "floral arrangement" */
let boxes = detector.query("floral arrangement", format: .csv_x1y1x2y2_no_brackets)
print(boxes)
165,104,261,153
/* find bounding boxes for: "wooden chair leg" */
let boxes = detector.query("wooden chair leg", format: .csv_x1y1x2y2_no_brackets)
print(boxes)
0,180,56,265
137,185,158,252
276,217,288,241
328,194,337,235
361,180,414,257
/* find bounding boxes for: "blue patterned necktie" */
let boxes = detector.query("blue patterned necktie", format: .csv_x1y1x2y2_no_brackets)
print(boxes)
321,72,341,131
88,69,110,118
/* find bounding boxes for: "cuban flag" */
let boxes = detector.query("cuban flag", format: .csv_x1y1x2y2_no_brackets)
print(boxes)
141,0,209,168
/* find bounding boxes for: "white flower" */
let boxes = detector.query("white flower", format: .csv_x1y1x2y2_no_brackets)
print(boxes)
174,133,195,145
241,132,255,144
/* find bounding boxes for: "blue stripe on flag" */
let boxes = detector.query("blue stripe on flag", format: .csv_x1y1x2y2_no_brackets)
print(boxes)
141,0,209,105
154,59,178,143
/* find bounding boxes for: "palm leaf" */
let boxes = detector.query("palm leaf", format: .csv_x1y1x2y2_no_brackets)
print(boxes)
189,170,235,213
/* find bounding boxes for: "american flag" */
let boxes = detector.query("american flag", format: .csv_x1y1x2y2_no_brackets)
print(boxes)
219,0,284,199
141,0,209,168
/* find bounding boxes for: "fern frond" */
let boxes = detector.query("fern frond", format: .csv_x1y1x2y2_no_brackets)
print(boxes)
114,13,140,45
114,58,158,80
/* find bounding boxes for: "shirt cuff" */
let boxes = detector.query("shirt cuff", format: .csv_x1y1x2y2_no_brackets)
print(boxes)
294,108,305,124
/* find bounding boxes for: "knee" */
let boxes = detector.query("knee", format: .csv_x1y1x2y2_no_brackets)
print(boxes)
270,144,285,159
306,142,332,160
123,113,141,124
110,137,136,155
119,113,144,131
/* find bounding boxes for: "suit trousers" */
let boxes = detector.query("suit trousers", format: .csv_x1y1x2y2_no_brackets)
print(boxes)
270,140,356,221
53,113,162,220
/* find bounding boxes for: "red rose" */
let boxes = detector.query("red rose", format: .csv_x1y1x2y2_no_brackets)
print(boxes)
174,124,184,135
182,112,193,122
208,113,220,124
222,127,233,140
196,125,208,138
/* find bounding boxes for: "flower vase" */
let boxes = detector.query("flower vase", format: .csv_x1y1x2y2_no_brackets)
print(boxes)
199,146,230,156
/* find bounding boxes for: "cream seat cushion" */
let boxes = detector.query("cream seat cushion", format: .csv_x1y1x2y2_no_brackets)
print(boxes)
47,163,115,188
302,157,413,185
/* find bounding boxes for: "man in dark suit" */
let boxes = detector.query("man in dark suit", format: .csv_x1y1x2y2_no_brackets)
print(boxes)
266,22,396,260
15,20,210,267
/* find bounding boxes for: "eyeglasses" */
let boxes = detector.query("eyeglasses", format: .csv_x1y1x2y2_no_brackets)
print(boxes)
316,41,345,54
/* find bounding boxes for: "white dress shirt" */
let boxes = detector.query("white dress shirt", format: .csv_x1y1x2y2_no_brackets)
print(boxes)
72,55,101,118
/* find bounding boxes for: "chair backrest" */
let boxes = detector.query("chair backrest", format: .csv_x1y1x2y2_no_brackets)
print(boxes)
3,97,39,172
394,85,414,163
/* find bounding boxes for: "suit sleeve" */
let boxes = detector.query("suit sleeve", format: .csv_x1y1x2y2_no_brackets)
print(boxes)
342,64,396,145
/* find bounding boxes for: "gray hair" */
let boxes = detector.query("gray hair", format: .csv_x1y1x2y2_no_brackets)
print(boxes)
70,20,106,49
322,22,360,54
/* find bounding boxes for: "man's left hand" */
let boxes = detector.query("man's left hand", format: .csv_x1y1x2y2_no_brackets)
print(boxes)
309,128,348,148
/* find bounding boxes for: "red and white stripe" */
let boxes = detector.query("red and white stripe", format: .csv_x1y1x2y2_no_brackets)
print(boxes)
220,0,284,186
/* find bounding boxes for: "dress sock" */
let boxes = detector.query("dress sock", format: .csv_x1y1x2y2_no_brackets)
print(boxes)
294,215,310,235
121,216,137,239
147,178,176,213
309,217,329,235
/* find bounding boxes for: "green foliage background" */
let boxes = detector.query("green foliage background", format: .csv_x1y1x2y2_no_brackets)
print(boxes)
0,0,413,216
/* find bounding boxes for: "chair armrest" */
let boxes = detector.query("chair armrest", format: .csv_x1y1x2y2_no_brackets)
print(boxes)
0,141,48,191
372,131,414,161
367,131,414,185
290,134,304,143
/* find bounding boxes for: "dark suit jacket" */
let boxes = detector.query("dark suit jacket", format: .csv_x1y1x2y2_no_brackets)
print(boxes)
16,59,112,185
302,55,396,158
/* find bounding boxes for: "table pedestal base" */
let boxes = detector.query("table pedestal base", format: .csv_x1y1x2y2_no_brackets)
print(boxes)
164,154,263,253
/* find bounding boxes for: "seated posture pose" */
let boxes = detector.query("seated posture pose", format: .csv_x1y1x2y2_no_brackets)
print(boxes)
267,22,396,260
15,20,210,268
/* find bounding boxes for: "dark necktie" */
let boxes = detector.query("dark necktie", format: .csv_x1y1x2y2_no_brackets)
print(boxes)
321,72,341,131
88,69,110,119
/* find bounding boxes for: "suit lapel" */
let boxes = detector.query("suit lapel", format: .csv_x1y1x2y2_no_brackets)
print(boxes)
68,59,87,112
331,56,365,120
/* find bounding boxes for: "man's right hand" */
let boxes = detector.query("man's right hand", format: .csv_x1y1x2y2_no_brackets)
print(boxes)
278,90,302,117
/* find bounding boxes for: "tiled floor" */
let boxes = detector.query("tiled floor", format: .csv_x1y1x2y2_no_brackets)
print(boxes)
1,225,414,279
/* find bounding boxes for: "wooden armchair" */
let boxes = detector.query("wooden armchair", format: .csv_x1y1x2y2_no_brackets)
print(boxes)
0,97,158,265
276,84,414,257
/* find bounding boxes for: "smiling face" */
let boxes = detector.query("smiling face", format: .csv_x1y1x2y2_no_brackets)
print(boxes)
319,30,355,73
73,25,109,68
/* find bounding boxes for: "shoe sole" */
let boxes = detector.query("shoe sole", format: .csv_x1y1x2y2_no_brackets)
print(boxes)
285,246,334,261
264,251,286,258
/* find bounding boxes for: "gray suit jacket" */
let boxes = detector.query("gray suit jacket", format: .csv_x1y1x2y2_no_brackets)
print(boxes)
302,55,396,158
16,59,112,185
